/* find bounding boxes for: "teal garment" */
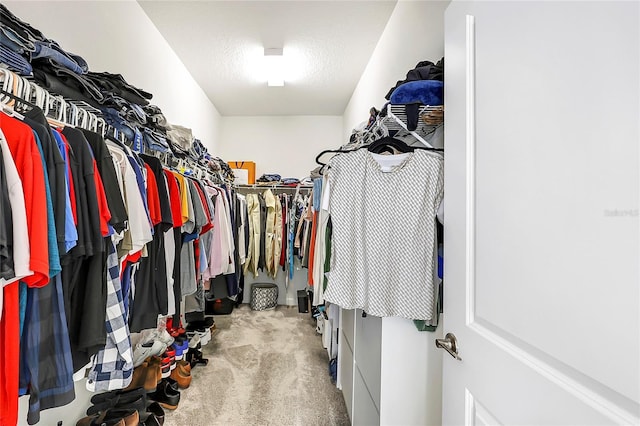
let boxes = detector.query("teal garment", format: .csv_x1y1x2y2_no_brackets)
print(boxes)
19,281,27,337
32,130,61,278
20,131,62,335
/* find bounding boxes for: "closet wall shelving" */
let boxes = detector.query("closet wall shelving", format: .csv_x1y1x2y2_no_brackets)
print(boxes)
345,103,444,150
385,104,443,147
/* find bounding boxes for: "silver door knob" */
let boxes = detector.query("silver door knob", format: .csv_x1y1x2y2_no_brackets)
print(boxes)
435,333,462,361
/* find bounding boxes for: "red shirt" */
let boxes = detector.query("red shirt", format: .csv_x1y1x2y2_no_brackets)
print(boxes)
164,169,183,228
0,112,49,288
145,164,162,227
92,159,112,237
193,181,213,235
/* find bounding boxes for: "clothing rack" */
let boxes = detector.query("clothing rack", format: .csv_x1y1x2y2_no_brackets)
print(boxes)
235,184,313,192
0,67,125,142
0,65,237,188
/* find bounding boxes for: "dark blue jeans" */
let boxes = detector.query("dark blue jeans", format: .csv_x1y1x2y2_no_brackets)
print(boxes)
31,41,88,74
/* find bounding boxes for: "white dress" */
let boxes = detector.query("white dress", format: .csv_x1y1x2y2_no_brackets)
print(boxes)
323,149,443,320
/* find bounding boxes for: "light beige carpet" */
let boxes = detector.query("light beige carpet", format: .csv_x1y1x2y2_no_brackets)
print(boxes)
164,305,350,426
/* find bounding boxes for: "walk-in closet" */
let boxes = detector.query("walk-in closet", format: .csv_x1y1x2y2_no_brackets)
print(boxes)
0,1,638,426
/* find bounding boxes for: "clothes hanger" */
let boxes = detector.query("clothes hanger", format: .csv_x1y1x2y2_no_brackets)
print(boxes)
367,136,414,154
0,88,34,120
315,134,444,166
0,68,13,93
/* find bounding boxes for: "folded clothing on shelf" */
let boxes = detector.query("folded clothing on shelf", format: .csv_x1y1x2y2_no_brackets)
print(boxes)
256,173,282,184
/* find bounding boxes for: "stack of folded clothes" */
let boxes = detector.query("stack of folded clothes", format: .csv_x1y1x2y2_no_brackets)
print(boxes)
256,174,282,184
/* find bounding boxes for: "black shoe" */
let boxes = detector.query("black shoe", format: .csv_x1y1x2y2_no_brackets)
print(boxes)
87,387,147,417
147,379,180,410
140,401,165,426
186,348,208,368
186,317,214,331
90,387,145,406
164,377,180,392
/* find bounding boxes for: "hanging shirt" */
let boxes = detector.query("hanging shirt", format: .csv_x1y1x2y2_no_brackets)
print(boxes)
86,238,133,392
0,130,32,315
172,171,190,226
0,141,14,284
257,193,267,272
243,193,260,278
164,169,183,228
262,189,276,278
323,149,444,320
145,163,162,227
81,130,128,234
219,186,236,275
62,127,104,258
107,143,152,257
0,112,49,288
23,114,66,257
203,188,227,280
32,130,61,278
91,155,112,237
236,194,247,265
53,130,78,227
51,130,78,252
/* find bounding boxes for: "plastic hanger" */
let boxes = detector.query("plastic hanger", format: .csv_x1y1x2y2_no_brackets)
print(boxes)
367,136,414,154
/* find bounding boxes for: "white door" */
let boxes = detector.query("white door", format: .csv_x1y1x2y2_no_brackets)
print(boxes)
443,1,639,425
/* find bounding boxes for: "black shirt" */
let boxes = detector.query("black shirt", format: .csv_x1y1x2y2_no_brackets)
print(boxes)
62,127,103,257
258,193,267,272
23,110,66,256
81,129,129,234
140,154,172,232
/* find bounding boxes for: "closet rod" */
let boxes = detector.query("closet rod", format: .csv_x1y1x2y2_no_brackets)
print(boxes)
235,184,313,191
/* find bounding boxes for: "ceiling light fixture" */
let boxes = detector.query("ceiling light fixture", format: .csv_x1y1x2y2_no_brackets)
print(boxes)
264,47,285,87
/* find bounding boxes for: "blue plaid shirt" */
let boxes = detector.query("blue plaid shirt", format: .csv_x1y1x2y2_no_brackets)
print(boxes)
19,274,76,425
86,238,134,392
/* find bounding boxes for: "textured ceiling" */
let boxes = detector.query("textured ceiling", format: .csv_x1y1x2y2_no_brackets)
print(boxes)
138,1,397,116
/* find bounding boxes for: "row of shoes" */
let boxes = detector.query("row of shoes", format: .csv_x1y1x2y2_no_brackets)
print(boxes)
76,387,165,426
77,318,217,425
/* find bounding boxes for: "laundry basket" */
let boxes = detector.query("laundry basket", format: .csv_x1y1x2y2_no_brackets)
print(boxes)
250,283,278,311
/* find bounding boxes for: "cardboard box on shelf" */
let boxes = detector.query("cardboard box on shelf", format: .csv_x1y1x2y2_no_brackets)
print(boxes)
228,161,256,184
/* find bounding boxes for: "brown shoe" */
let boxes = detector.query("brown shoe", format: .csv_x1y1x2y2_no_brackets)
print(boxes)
169,365,192,389
76,412,125,426
146,356,163,384
176,360,191,374
124,364,159,393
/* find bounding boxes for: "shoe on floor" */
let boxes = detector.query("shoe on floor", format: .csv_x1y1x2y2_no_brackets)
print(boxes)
124,363,160,393
186,317,214,330
169,362,192,389
148,379,181,410
87,387,146,417
133,339,165,368
140,402,165,426
77,409,137,426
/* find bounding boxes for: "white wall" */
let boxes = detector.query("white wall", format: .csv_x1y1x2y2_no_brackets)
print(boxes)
3,0,221,152
218,116,343,179
342,0,449,140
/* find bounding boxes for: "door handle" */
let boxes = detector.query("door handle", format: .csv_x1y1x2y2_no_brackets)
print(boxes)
435,333,462,361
